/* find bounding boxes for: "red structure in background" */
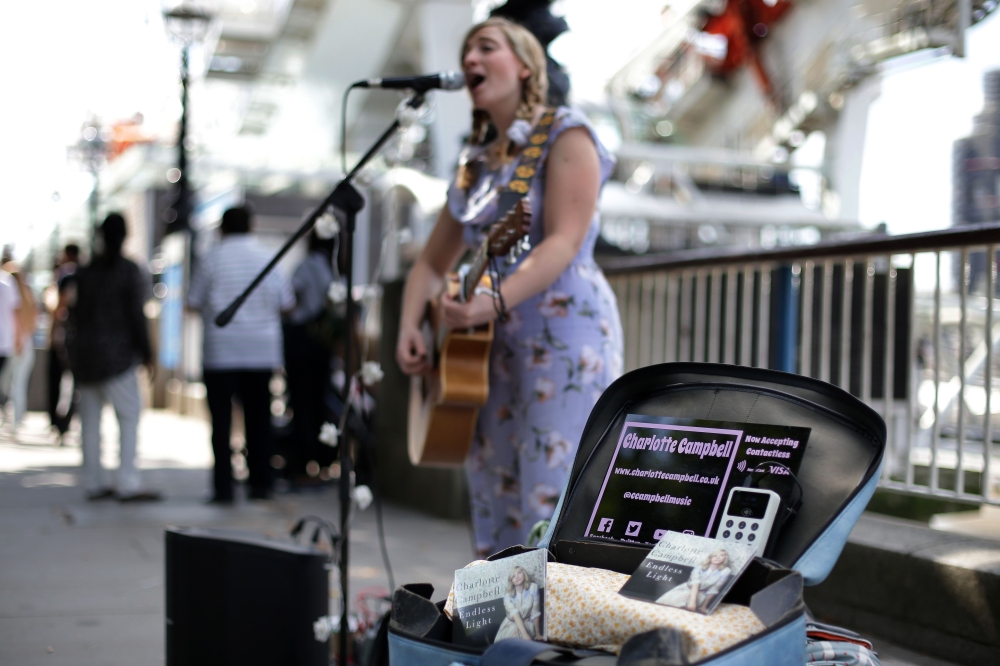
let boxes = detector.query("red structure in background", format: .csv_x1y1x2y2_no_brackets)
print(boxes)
701,0,792,106
107,113,156,161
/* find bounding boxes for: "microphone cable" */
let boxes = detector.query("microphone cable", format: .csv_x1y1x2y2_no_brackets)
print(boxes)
341,82,362,175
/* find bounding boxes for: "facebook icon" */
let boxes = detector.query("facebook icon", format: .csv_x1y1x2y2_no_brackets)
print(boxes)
598,518,614,533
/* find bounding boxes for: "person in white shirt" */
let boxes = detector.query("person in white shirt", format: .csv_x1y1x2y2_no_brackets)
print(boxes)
187,206,295,502
0,268,21,387
0,264,37,431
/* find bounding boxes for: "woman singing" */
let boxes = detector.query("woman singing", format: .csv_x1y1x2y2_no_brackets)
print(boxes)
396,17,623,555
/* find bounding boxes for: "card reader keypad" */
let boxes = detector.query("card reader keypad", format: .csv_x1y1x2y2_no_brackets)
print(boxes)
722,514,759,544
717,488,779,557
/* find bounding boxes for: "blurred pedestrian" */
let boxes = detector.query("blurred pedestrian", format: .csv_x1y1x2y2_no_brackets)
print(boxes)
0,263,38,432
187,206,294,503
66,213,160,502
0,265,21,419
283,231,336,487
48,244,80,441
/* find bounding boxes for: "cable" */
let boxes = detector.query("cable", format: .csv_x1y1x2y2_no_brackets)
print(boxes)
748,461,803,513
487,255,509,322
290,515,342,566
372,476,396,593
340,84,360,175
745,461,804,555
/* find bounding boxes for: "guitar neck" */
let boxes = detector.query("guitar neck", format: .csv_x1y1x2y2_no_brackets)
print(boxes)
461,237,491,302
434,237,492,352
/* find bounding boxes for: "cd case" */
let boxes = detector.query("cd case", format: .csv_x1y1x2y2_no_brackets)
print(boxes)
618,531,756,615
451,548,547,647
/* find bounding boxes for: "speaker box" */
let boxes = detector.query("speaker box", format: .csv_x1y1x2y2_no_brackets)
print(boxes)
165,526,329,666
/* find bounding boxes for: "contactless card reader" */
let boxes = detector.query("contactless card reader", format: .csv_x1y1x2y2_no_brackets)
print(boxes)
715,487,781,557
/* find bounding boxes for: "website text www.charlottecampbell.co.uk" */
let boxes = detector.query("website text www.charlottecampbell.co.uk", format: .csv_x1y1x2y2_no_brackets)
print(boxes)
613,467,720,485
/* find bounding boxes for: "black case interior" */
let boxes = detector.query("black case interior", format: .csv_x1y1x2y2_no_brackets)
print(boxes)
546,363,886,574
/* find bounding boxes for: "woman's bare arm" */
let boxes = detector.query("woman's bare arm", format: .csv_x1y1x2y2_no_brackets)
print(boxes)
396,206,467,374
686,583,700,611
440,126,601,330
511,612,531,640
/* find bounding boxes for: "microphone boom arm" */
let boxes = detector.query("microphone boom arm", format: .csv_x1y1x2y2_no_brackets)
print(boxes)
214,92,425,327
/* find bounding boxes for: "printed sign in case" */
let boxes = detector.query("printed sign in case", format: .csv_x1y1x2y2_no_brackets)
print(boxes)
584,416,810,545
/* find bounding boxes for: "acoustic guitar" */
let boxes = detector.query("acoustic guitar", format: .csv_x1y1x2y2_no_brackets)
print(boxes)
408,198,532,467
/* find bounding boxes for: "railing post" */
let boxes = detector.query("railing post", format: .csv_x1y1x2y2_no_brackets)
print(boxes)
757,265,771,369
666,273,679,363
651,272,667,366
626,274,642,372
883,261,897,481
741,266,754,366
840,259,854,393
906,254,918,489
958,248,969,494
986,245,996,501
694,270,708,362
932,251,942,492
680,270,694,362
725,266,738,365
800,260,815,377
820,260,833,383
709,268,722,363
862,258,874,404
639,273,655,368
613,274,627,341
773,264,799,373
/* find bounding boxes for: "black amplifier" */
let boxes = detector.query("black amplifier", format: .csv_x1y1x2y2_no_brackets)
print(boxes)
165,526,329,666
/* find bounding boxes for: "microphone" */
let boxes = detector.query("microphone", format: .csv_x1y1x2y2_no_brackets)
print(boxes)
354,71,465,92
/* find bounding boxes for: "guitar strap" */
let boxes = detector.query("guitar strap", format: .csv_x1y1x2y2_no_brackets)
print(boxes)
495,107,557,218
484,108,557,322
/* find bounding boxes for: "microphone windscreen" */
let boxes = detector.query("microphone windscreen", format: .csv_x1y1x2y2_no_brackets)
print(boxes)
440,71,465,90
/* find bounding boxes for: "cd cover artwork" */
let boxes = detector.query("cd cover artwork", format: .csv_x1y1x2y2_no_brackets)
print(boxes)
618,531,756,615
451,548,547,647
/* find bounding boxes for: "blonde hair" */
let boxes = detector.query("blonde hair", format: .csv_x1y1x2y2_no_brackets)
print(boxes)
505,565,533,597
700,549,730,570
461,16,549,145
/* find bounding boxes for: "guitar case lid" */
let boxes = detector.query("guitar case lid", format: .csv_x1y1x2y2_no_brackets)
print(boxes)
540,362,886,586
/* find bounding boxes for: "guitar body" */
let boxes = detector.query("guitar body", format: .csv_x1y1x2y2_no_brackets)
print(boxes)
407,198,532,468
407,320,493,467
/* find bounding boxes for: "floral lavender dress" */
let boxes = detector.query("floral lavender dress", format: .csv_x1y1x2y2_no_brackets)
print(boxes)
447,106,624,552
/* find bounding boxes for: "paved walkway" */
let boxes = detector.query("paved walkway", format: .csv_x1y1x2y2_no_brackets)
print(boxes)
0,409,959,665
0,410,473,665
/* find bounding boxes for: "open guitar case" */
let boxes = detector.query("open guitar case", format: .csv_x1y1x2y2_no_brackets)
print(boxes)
385,363,886,666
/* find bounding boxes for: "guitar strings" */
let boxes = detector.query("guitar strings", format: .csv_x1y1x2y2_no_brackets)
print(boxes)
488,254,510,323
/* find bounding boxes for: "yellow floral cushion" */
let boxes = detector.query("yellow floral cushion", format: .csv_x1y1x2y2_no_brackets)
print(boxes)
445,561,765,661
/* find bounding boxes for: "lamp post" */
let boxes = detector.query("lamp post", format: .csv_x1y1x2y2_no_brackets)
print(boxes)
162,3,213,237
67,119,110,241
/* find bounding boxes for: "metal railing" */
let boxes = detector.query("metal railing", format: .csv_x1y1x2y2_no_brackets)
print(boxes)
599,222,1000,506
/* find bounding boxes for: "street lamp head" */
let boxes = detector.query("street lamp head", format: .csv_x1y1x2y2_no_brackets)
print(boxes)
163,3,214,47
68,120,110,172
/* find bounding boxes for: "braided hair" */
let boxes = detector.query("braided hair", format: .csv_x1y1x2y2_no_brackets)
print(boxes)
459,16,549,185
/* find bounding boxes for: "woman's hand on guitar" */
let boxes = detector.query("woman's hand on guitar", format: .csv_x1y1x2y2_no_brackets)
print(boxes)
396,325,432,376
440,291,497,330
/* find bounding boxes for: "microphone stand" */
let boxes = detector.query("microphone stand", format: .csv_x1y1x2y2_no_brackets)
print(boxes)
214,91,426,666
